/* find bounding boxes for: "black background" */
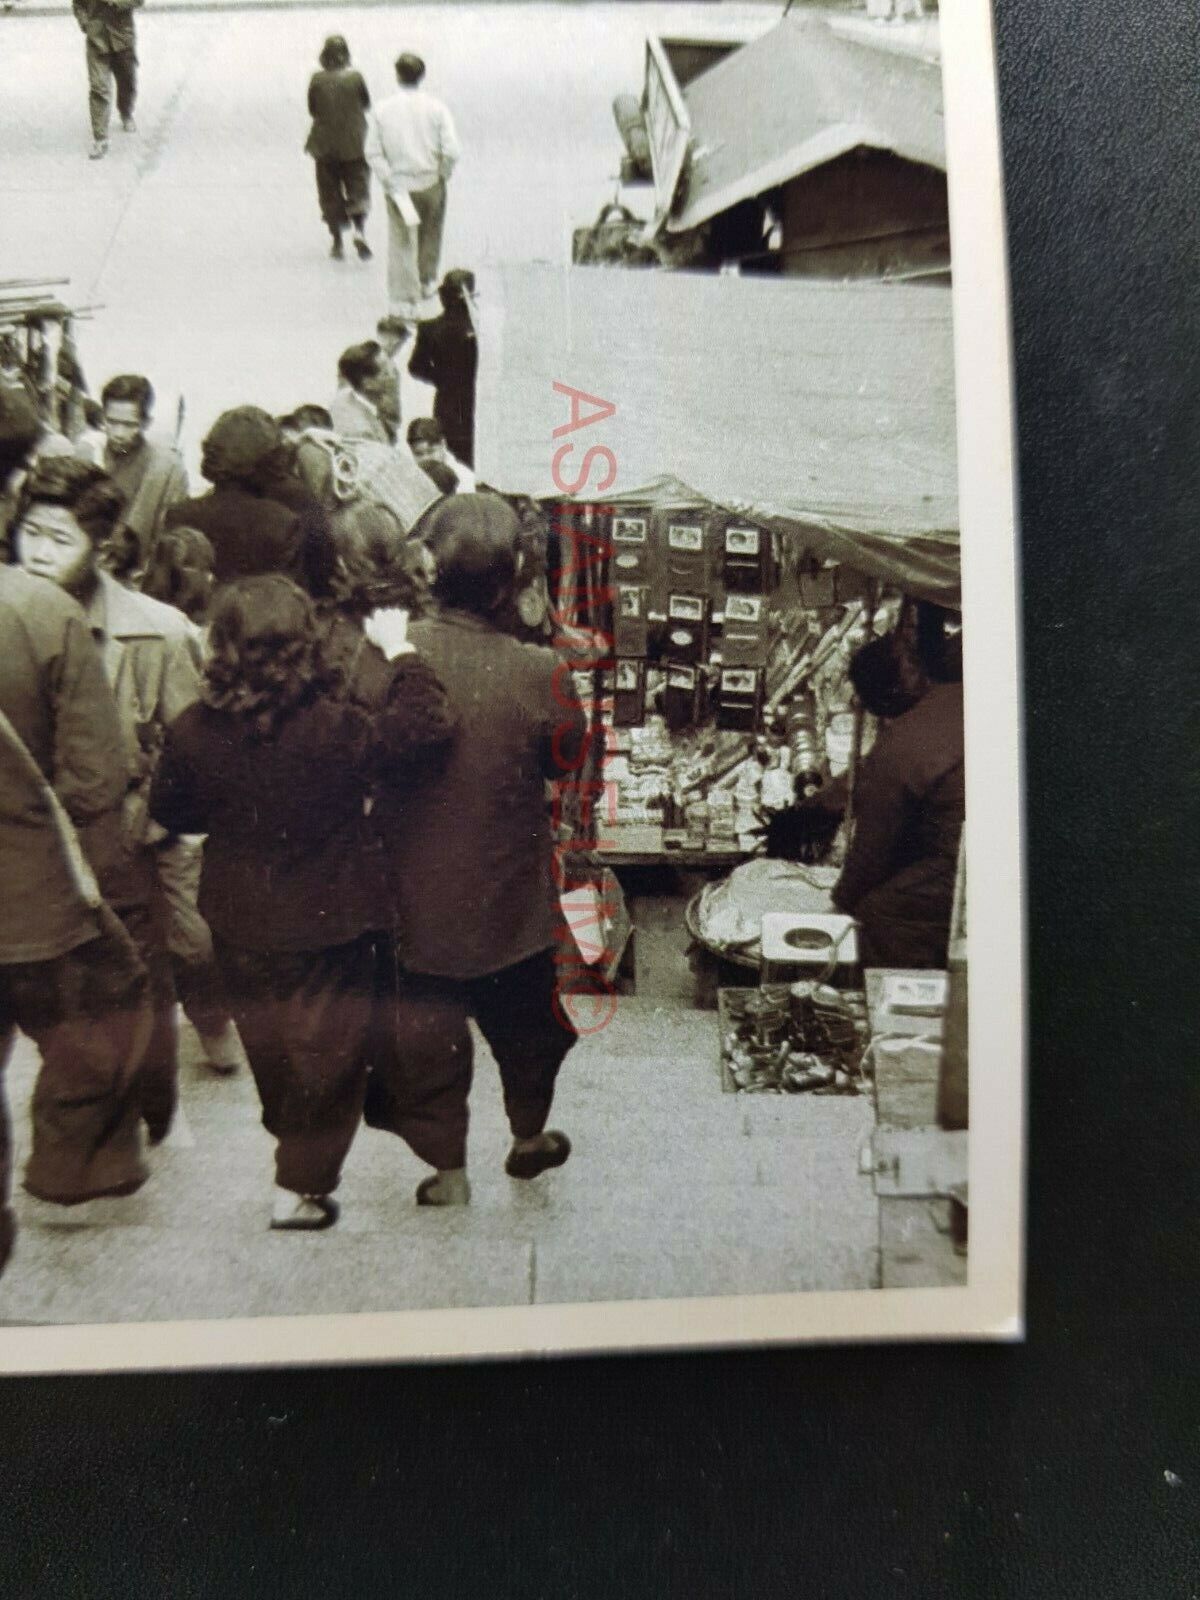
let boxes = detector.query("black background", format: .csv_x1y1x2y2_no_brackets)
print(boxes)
2,1,1198,1593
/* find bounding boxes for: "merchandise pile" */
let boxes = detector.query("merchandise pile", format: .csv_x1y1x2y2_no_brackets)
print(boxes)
720,982,870,1094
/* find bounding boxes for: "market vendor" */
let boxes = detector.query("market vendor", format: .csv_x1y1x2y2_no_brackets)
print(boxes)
830,634,964,969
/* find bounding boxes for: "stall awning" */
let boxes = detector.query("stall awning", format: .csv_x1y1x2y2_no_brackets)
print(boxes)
670,12,946,235
476,265,960,606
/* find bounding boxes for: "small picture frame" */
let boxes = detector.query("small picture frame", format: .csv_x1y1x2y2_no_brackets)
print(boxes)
725,594,764,623
721,668,758,695
668,594,704,622
667,665,697,690
724,526,761,555
613,516,647,543
667,523,704,551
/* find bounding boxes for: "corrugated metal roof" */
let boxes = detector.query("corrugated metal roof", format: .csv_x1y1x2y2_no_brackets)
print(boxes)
668,12,945,235
475,264,959,601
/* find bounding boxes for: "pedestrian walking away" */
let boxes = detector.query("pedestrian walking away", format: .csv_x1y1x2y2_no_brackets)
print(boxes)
0,565,152,1235
306,36,373,262
74,0,142,160
363,494,588,1207
149,575,457,1231
365,52,460,320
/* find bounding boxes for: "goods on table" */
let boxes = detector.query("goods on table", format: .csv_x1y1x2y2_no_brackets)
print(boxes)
719,984,869,1094
551,495,895,859
691,857,840,961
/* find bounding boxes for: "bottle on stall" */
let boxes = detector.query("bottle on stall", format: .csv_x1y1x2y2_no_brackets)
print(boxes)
786,696,826,799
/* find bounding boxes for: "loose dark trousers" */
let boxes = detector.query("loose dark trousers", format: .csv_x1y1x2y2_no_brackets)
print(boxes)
363,947,578,1174
0,931,151,1234
214,932,380,1197
314,156,370,234
118,889,179,1142
86,40,137,141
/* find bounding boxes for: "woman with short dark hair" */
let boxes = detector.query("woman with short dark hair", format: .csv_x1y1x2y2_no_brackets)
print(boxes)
364,494,589,1207
306,35,373,261
149,574,456,1230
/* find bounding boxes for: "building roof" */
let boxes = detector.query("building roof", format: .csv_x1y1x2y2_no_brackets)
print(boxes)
667,11,946,236
476,264,960,606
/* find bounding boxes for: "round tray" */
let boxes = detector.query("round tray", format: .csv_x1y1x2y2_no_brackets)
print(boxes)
684,891,760,971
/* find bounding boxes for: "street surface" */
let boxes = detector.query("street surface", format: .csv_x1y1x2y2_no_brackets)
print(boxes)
1,2,778,468
0,3,885,1325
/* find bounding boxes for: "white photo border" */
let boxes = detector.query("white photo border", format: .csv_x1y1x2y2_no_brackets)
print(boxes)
0,0,1023,1372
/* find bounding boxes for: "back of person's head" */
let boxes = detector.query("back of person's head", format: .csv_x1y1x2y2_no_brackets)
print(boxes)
140,526,215,622
319,33,350,70
395,52,425,86
419,458,458,496
376,316,412,354
914,600,963,685
337,341,384,394
100,373,154,420
848,633,926,721
421,493,519,618
17,456,124,547
438,269,476,310
204,574,331,737
407,417,444,452
280,404,334,436
0,385,41,489
328,500,431,617
200,406,281,486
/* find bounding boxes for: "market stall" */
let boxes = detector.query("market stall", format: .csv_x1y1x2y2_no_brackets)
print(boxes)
476,264,960,881
0,278,95,439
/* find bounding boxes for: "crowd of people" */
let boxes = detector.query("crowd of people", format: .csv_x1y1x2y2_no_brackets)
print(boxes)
0,342,588,1268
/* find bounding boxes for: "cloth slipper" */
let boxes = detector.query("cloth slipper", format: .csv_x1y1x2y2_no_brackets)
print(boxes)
505,1131,571,1180
415,1175,470,1207
269,1195,339,1232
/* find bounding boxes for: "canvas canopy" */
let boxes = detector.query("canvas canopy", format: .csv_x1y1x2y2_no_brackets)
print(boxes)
668,11,946,236
475,264,961,607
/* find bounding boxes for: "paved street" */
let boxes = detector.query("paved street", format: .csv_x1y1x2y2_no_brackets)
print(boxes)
0,2,884,1326
1,1,778,469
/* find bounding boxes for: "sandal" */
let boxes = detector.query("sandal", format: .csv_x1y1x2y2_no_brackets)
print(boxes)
505,1131,571,1180
416,1173,470,1207
269,1195,339,1232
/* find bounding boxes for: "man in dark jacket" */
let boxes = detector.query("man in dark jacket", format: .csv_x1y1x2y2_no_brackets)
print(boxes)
408,269,478,468
0,565,151,1249
365,494,588,1206
74,0,142,160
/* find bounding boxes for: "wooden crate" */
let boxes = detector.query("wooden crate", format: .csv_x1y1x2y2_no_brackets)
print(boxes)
865,968,946,1129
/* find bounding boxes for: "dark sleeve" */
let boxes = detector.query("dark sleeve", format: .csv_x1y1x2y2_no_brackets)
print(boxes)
408,327,439,388
370,653,458,775
149,724,210,837
357,72,370,110
308,79,319,117
539,654,590,781
832,735,911,915
299,502,338,600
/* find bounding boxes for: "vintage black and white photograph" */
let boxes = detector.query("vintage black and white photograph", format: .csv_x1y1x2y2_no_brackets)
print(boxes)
0,0,1021,1368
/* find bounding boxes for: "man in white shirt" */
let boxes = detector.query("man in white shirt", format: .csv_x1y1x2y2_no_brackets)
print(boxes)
364,53,460,319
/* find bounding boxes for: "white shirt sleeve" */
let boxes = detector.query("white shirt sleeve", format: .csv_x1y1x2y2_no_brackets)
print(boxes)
437,104,461,178
364,110,391,191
